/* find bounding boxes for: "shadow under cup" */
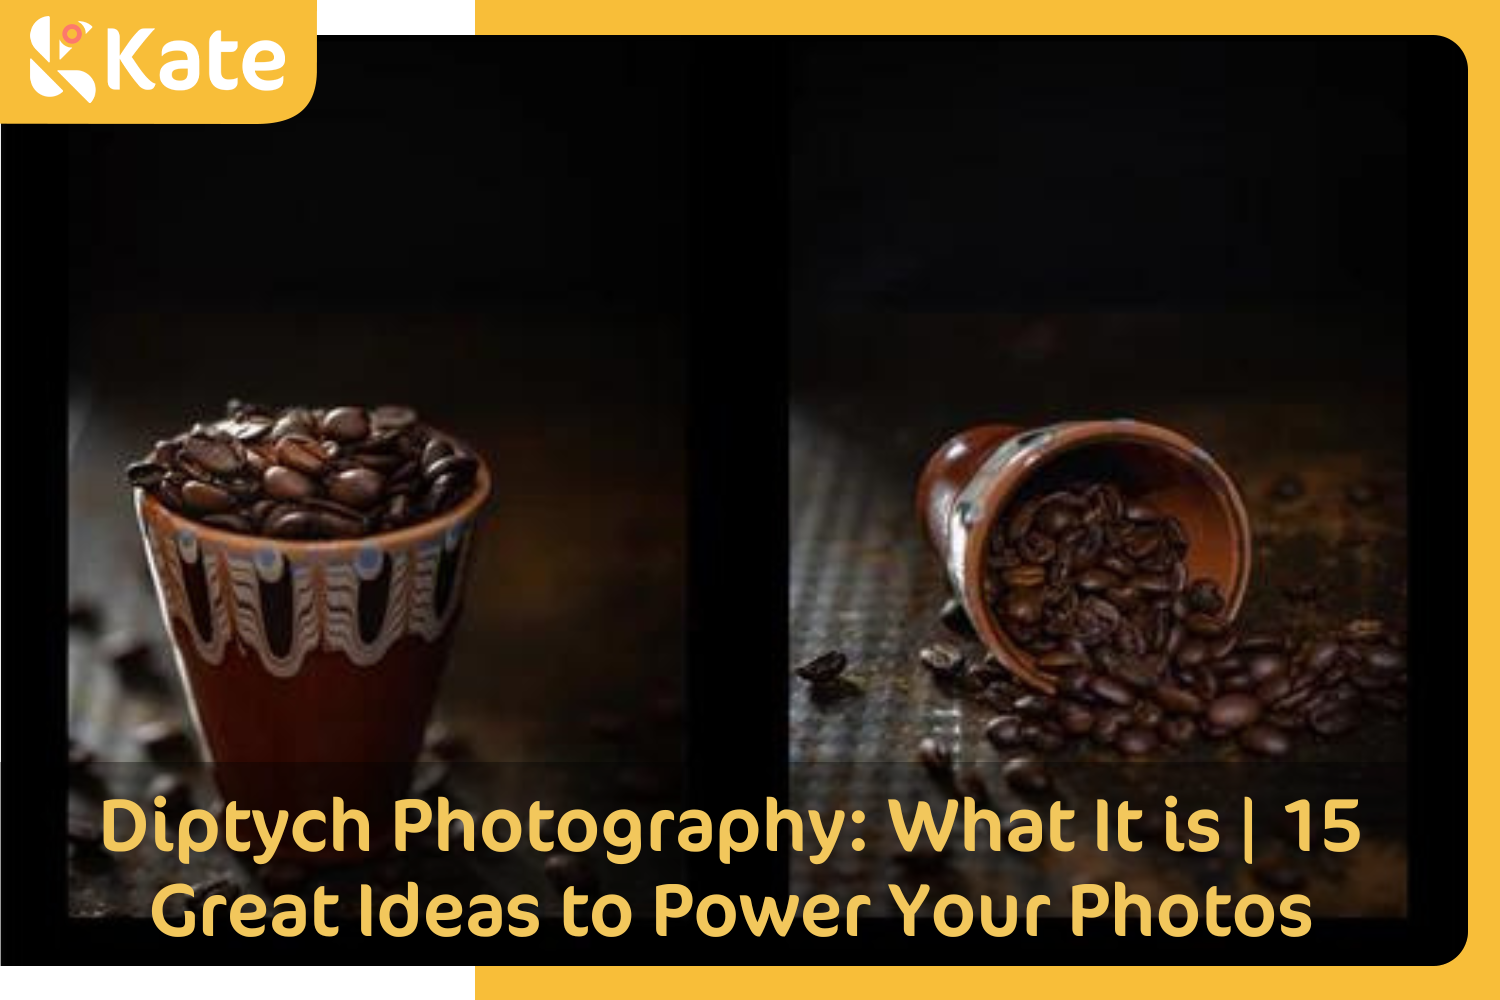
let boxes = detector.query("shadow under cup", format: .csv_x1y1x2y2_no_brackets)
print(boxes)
134,464,490,864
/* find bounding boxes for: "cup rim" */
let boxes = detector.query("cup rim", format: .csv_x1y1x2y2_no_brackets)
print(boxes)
957,418,1252,693
136,454,492,552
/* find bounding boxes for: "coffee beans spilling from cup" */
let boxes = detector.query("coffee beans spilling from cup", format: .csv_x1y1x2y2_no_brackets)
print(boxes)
946,481,1405,757
126,401,481,539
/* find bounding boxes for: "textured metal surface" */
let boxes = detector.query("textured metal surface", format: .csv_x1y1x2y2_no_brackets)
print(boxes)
788,314,1409,914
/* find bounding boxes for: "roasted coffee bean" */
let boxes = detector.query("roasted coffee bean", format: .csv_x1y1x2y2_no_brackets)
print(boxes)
1300,638,1345,674
1363,645,1405,672
1003,565,1047,588
1159,715,1197,745
1001,759,1052,795
1256,674,1293,704
1092,707,1131,744
1309,704,1358,736
1184,612,1228,638
985,715,1026,749
796,650,847,683
127,461,168,489
919,644,966,680
1132,700,1164,729
148,773,191,815
1036,501,1078,536
1206,693,1262,731
328,467,386,509
1018,532,1056,563
1088,674,1135,708
128,403,479,539
1240,724,1291,756
1036,649,1083,672
181,480,236,514
1058,701,1095,735
939,597,975,637
1245,650,1290,684
1218,671,1256,693
1345,481,1380,506
1058,665,1093,699
264,465,318,501
276,435,328,475
1184,578,1225,614
321,406,371,442
1344,619,1386,642
372,405,418,431
425,453,479,483
1154,684,1203,715
1013,694,1053,718
1114,726,1158,756
1003,588,1045,626
1175,637,1208,670
917,737,953,775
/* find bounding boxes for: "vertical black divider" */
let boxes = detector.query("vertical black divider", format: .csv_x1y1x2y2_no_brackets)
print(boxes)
683,40,792,907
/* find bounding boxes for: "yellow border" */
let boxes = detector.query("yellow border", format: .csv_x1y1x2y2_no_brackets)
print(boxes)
476,4,1487,994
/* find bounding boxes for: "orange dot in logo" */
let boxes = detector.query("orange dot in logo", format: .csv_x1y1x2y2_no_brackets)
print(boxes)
62,23,83,45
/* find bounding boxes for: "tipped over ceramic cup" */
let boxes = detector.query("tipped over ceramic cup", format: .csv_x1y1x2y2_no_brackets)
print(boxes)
917,419,1250,694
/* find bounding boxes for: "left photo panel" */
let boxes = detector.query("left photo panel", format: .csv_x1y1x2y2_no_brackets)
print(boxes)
63,39,689,923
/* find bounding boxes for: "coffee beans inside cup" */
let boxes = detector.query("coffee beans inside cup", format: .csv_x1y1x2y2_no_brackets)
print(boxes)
933,481,1407,758
127,401,482,540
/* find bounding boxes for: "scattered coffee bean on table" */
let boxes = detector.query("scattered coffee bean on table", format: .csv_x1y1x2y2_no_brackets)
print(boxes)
929,479,1408,761
796,650,848,683
127,402,483,539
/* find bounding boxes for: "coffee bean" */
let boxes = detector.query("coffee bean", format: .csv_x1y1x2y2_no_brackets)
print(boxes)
127,461,168,489
1036,649,1083,672
1114,726,1158,755
1240,724,1291,756
1363,645,1405,672
68,598,102,634
1154,684,1203,715
372,405,418,431
181,480,236,515
796,650,847,683
148,773,191,815
985,715,1025,748
1185,578,1225,614
1309,704,1358,736
1159,715,1197,745
1001,759,1052,795
1002,565,1047,589
313,510,366,538
264,506,321,538
425,452,479,483
1255,675,1293,704
919,643,965,680
1206,693,1262,730
276,435,328,476
1184,612,1228,638
1013,694,1052,718
264,465,319,501
321,406,371,442
917,737,953,774
1245,650,1290,684
328,467,386,509
1344,619,1386,642
1345,481,1380,506
1175,637,1208,669
1058,701,1095,735
1088,674,1134,708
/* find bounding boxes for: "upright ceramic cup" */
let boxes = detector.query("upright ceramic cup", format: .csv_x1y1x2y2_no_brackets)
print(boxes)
917,419,1250,694
134,461,490,861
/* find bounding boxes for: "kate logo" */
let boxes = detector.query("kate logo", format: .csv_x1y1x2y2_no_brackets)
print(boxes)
29,16,96,102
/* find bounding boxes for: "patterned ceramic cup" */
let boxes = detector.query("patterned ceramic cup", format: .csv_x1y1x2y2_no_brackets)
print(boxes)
134,458,490,861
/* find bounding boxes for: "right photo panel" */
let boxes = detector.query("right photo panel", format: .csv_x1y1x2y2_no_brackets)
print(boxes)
789,38,1417,922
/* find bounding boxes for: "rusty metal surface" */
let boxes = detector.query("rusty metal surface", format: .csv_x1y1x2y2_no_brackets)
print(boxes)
788,314,1408,914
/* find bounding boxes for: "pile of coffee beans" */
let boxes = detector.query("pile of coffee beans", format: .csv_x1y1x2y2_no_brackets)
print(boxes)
127,401,481,539
926,482,1406,758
